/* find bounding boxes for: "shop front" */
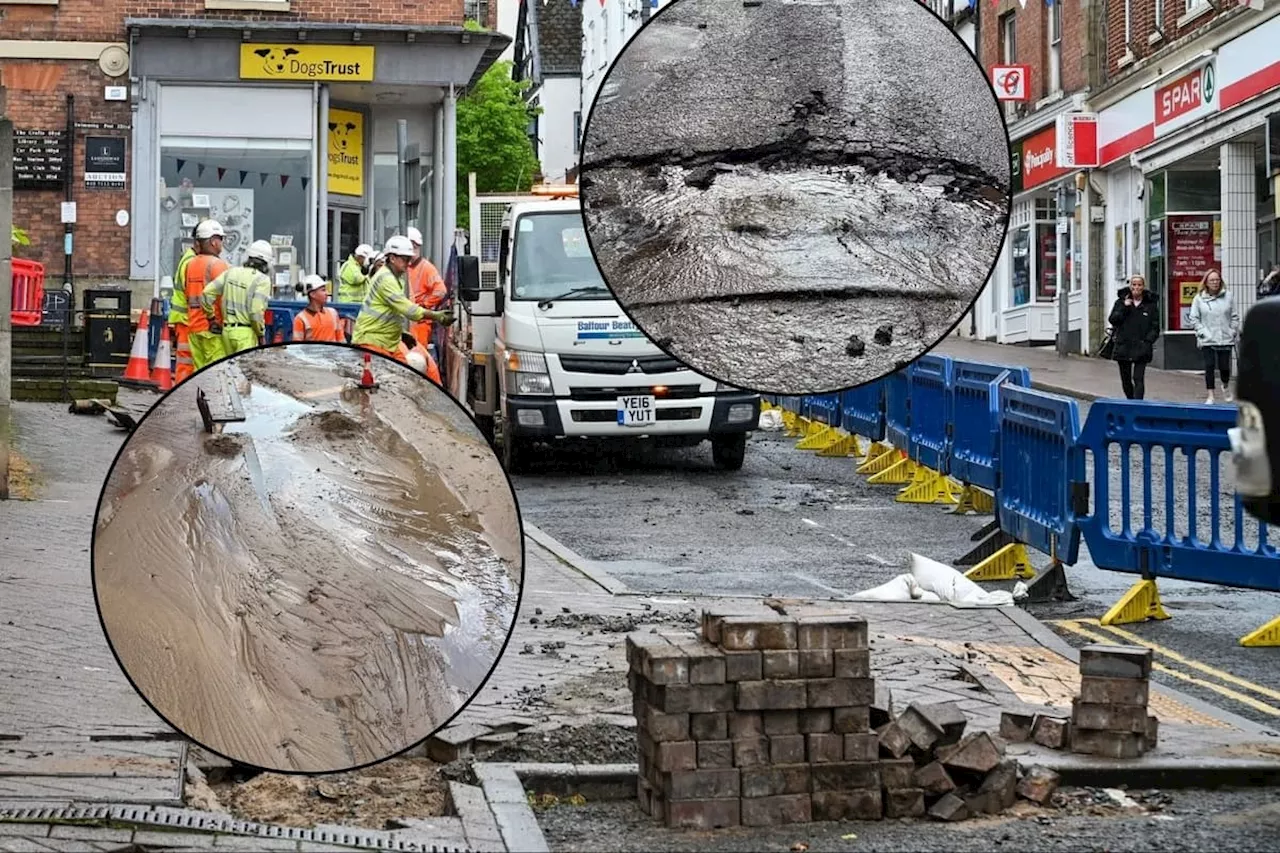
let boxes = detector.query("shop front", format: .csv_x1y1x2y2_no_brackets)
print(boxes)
124,20,508,307
1095,15,1280,369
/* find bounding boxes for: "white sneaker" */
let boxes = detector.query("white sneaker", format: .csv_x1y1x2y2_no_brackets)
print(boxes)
1224,388,1234,403
1205,392,1216,405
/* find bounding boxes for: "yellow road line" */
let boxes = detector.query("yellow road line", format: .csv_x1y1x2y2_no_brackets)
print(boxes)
1050,619,1280,718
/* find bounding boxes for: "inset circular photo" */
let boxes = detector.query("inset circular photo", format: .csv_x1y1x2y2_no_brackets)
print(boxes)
92,343,523,773
579,0,1012,395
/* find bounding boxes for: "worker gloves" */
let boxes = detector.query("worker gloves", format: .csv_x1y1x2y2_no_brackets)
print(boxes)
428,310,455,326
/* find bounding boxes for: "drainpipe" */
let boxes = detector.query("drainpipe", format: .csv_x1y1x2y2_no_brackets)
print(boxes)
317,85,329,278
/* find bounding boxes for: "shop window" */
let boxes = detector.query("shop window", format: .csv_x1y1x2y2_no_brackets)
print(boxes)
1166,169,1221,211
1046,1,1061,95
1146,172,1167,220
573,111,582,154
1010,225,1031,307
159,137,310,293
1035,222,1060,302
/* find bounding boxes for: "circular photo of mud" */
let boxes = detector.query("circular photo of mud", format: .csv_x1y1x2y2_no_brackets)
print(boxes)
578,0,1011,396
92,343,524,774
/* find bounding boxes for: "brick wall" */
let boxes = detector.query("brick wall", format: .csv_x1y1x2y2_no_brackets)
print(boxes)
978,0,1092,105
1102,0,1237,76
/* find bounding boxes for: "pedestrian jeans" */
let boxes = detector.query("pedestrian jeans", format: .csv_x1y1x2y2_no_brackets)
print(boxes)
1201,345,1232,390
1117,360,1147,400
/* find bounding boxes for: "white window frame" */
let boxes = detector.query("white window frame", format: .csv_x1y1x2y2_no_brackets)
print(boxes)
1177,0,1214,28
1048,2,1062,95
1001,12,1016,64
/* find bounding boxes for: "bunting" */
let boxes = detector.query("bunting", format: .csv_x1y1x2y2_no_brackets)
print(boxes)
239,170,249,185
280,175,290,188
175,158,186,172
217,167,226,181
196,163,205,177
301,176,310,189
259,172,268,186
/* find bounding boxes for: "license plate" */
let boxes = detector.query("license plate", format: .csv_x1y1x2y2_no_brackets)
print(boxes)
617,395,656,427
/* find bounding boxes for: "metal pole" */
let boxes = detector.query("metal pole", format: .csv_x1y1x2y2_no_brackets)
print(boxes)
396,119,409,241
0,93,13,500
317,85,329,278
62,94,74,403
1056,183,1069,358
433,104,445,269
444,86,458,260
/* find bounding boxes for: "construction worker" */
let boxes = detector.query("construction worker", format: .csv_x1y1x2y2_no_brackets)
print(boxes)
337,244,376,305
351,235,452,363
169,227,199,383
203,240,273,355
399,333,443,385
293,275,345,343
405,227,448,351
185,220,230,371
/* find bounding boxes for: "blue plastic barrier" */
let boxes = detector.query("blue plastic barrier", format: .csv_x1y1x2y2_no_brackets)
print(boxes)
1076,401,1280,592
906,356,952,472
839,381,885,442
997,385,1085,564
884,371,910,451
780,396,803,414
949,360,1032,491
808,394,841,427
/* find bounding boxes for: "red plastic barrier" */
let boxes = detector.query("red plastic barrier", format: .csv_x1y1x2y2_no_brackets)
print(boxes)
11,259,45,326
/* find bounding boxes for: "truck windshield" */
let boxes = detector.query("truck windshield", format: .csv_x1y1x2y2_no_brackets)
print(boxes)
510,212,609,302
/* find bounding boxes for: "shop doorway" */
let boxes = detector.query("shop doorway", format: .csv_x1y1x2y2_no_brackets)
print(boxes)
326,207,364,283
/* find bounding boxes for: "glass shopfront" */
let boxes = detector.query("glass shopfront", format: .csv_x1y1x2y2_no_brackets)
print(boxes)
1145,169,1222,332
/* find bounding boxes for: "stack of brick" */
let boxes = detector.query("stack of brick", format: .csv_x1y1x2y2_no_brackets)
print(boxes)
1070,644,1158,758
625,613,892,829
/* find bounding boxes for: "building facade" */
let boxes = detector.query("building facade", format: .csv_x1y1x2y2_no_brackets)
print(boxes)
579,0,668,141
528,0,582,183
2,0,506,311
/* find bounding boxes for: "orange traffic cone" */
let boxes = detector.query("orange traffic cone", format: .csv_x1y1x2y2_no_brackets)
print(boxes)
151,325,173,392
120,312,157,387
359,351,377,389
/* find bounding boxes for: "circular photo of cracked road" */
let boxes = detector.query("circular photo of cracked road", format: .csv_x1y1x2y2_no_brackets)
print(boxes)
579,0,1012,395
91,343,524,774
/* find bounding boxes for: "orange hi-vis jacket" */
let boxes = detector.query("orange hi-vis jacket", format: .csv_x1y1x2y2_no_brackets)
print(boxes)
185,255,229,335
293,306,344,342
407,258,447,349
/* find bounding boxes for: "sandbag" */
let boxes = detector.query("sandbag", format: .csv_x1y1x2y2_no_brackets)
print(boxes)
757,409,784,431
851,573,942,603
909,552,1015,607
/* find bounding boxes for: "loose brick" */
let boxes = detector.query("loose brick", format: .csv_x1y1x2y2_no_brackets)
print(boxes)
640,707,690,742
691,712,728,741
1071,699,1149,734
832,648,871,678
1078,644,1153,680
877,721,912,758
1016,765,1060,805
879,756,915,789
811,761,881,792
913,761,956,796
654,683,736,715
999,711,1036,743
733,737,770,768
910,701,968,746
1030,715,1070,750
884,787,927,818
701,612,725,646
762,650,800,679
697,739,734,769
741,793,812,826
762,710,800,736
977,760,1019,813
627,632,671,668
928,792,969,822
797,615,869,650
654,741,697,772
770,733,806,764
939,732,1002,775
896,705,943,752
666,798,740,830
808,677,874,708
1079,675,1150,706
637,776,655,816
799,709,833,734
740,764,811,798
812,789,882,821
724,651,763,682
871,684,895,728
720,616,798,651
680,644,727,685
738,680,807,710
833,705,871,733
961,791,996,816
799,649,834,678
806,732,844,763
660,768,741,800
1070,728,1149,758
842,732,879,762
1147,715,1159,747
641,644,691,685
729,712,764,739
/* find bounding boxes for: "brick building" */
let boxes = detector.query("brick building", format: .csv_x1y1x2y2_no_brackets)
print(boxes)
1,0,508,312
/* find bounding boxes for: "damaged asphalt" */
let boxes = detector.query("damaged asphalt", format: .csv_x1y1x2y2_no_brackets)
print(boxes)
579,0,1011,395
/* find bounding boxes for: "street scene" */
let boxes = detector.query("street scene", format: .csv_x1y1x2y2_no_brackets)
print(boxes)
3,0,1280,851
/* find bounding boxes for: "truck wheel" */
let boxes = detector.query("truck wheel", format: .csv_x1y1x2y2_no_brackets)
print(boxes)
711,434,747,471
500,419,530,475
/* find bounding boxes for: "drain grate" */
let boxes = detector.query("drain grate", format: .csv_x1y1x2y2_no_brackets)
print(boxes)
0,805,469,852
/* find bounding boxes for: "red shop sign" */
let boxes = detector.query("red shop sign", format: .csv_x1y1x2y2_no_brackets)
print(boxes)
1020,125,1072,190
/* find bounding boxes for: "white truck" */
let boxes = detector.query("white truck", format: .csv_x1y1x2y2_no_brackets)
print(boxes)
447,181,760,474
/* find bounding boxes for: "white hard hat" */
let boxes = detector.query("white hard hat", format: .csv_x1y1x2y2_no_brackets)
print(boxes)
406,350,427,373
384,235,415,258
406,227,424,246
354,243,376,261
302,274,327,294
247,240,275,264
195,219,225,240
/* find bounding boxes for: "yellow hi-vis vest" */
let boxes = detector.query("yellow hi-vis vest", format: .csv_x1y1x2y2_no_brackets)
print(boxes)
351,266,427,352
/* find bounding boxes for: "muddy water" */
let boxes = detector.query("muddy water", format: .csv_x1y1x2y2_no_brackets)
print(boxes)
94,346,522,773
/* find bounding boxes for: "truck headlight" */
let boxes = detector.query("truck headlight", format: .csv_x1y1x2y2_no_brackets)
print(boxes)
727,404,756,423
505,349,552,396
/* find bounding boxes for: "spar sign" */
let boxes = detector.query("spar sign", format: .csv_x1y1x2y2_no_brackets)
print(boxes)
991,65,1031,102
1154,58,1218,136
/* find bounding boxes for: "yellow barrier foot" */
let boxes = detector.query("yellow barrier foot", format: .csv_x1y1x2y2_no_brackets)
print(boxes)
896,465,950,503
796,426,837,450
1240,616,1280,647
964,542,1037,581
784,416,809,438
1100,579,1171,626
855,443,895,475
817,433,862,458
950,484,995,515
868,456,915,486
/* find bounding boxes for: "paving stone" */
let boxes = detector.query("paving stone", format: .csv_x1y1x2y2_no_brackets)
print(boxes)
910,701,968,746
691,712,728,741
928,792,970,822
807,677,874,708
639,706,691,742
798,708,833,734
1071,728,1150,758
832,648,871,679
697,739,734,769
733,737,770,768
666,798,740,829
977,759,1019,813
1147,715,1159,747
999,711,1035,743
769,733,806,764
842,732,879,762
811,789,883,821
654,740,697,772
885,787,927,818
1016,765,1060,804
913,760,957,796
640,644,691,685
833,705,871,733
627,632,673,668
724,651,763,682
938,732,1002,775
47,827,134,842
799,649,834,678
720,617,798,651
1079,675,1150,706
1078,644,1153,680
740,764,812,797
654,683,736,715
729,711,764,739
877,720,912,758
740,793,812,826
879,756,916,789
871,684,895,728
762,710,800,736
811,761,881,792
738,680,807,710
806,732,844,763
797,615,868,650
896,705,943,752
1071,699,1150,734
211,836,301,850
680,644,728,685
492,801,550,853
1031,715,1070,750
660,768,742,800
701,612,725,646
762,650,800,679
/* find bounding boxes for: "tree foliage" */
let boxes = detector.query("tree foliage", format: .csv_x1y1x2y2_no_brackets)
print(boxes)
11,226,29,248
456,61,541,230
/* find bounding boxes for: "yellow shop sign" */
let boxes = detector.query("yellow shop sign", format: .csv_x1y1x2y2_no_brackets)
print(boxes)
327,108,364,197
239,44,375,82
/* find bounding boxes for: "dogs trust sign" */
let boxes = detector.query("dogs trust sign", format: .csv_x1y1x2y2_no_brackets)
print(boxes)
327,108,365,197
238,43,375,82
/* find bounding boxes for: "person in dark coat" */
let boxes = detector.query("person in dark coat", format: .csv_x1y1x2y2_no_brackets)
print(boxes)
1108,274,1161,400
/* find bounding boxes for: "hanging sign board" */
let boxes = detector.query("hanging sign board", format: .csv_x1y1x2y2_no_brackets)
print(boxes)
84,136,127,190
991,65,1031,102
1055,113,1099,169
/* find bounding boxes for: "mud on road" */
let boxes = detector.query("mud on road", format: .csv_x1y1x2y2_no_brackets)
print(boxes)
93,345,522,773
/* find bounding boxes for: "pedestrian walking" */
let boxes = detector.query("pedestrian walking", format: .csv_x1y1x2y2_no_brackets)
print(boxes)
1188,268,1240,404
1107,274,1161,400
293,275,345,343
202,240,273,355
1258,262,1280,300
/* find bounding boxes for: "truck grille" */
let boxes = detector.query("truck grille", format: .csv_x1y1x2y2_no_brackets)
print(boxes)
569,384,702,401
571,407,702,423
557,354,688,375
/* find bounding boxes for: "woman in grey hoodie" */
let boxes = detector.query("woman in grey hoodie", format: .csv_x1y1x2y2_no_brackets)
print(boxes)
1188,268,1240,404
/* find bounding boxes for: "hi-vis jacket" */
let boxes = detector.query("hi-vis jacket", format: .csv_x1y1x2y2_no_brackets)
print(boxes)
351,266,427,352
203,266,271,338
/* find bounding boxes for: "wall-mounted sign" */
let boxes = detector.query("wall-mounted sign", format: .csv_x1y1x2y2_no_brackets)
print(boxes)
1154,58,1217,137
1054,113,1099,169
327,108,365,197
991,65,1031,102
1018,125,1072,191
12,129,67,190
84,136,127,190
239,43,375,82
